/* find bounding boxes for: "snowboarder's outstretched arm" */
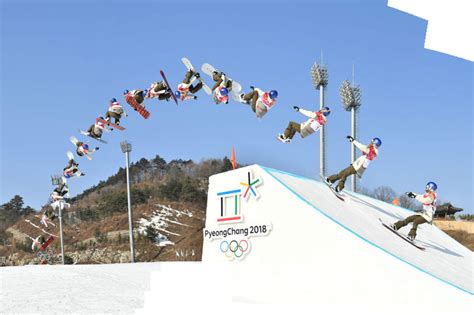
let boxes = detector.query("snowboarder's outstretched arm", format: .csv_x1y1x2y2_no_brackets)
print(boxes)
298,108,317,119
351,139,370,154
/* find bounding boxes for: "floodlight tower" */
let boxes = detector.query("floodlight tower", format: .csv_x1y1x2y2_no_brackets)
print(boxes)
339,77,362,192
51,175,65,265
120,141,135,263
311,61,329,178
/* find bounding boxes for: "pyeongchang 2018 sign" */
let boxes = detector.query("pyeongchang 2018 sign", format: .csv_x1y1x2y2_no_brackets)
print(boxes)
203,170,272,260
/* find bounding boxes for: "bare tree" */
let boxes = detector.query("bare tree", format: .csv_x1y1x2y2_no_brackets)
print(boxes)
371,186,397,203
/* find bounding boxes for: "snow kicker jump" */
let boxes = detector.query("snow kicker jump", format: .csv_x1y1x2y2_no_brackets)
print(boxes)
202,165,472,304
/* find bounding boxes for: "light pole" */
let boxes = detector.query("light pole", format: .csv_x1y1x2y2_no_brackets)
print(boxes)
120,141,135,263
51,175,65,265
311,61,329,179
339,78,362,192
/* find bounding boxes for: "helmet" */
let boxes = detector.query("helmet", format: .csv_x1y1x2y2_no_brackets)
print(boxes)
426,181,438,191
82,144,89,150
269,90,278,99
219,87,228,96
110,98,117,103
175,91,181,99
123,90,129,95
371,137,382,147
322,107,331,116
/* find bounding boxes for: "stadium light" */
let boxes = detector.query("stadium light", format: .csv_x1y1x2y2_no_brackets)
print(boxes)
120,141,135,263
311,62,329,178
51,175,65,265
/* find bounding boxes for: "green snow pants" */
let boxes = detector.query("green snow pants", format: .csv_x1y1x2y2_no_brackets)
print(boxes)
242,90,259,112
327,165,357,192
394,215,428,238
284,122,301,139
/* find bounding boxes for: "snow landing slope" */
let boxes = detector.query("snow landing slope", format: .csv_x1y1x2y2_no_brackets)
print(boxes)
202,165,472,304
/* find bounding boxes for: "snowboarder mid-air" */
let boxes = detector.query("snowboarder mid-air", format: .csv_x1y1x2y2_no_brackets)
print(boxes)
278,106,331,143
49,180,71,212
63,157,84,179
175,69,203,101
391,182,438,240
105,98,128,125
74,140,99,158
324,137,382,192
40,208,59,227
84,118,111,140
145,81,172,101
239,87,278,117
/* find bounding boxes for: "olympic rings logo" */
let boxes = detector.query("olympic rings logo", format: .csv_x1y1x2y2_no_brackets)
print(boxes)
220,239,250,259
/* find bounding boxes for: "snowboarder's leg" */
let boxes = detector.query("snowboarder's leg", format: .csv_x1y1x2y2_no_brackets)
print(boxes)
283,122,301,140
183,70,194,84
226,81,233,92
154,81,167,92
407,216,428,239
328,165,357,192
189,81,203,94
108,112,121,124
86,124,94,134
242,91,259,112
158,92,171,100
134,94,144,105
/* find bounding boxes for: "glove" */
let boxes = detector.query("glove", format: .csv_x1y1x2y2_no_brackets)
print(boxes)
406,192,417,198
293,106,300,112
346,135,354,142
95,147,100,150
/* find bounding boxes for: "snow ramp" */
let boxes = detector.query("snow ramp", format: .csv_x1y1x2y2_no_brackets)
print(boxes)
202,165,472,305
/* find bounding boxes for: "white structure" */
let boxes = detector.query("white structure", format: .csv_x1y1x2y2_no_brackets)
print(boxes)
202,165,473,304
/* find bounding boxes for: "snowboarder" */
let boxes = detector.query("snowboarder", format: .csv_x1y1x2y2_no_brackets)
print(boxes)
124,89,148,107
324,137,382,192
239,87,278,118
278,106,331,143
391,182,438,240
32,235,47,251
71,137,99,158
63,156,84,178
145,81,172,101
175,69,203,101
49,180,70,212
83,117,111,141
105,98,128,125
40,209,59,228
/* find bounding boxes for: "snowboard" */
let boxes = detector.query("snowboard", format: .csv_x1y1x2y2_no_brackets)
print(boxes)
69,136,93,161
125,94,150,119
25,219,58,238
201,63,242,101
39,236,55,251
96,117,125,131
159,70,178,105
379,218,425,250
79,130,108,144
276,134,291,143
181,57,212,95
66,150,75,161
319,175,345,201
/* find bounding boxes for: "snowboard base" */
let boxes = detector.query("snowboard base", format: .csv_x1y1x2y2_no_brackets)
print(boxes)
379,218,425,250
125,94,150,119
96,118,125,131
160,70,178,105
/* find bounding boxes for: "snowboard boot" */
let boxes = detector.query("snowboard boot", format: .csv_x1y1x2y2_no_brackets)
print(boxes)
323,177,332,186
335,186,342,193
240,94,248,104
408,230,416,241
194,72,200,79
390,224,398,231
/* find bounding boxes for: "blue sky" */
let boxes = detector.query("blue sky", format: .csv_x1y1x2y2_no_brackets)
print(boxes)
1,0,472,213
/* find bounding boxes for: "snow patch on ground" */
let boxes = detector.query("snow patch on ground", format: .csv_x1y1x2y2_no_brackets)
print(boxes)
137,204,193,247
